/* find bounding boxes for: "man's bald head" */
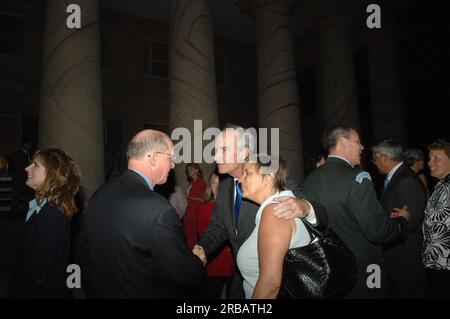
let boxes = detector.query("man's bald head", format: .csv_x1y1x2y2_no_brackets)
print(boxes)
127,129,172,161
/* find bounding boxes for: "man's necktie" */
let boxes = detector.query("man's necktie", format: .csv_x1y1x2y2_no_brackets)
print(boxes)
235,180,242,224
384,178,390,189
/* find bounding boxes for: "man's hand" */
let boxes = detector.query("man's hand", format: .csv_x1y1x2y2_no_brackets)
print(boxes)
192,244,207,266
272,197,310,220
390,205,411,221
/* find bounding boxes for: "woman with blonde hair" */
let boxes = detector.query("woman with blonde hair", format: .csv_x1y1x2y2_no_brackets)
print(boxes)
8,148,81,298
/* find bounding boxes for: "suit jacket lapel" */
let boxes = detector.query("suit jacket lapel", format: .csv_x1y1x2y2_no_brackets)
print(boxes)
381,163,406,202
225,178,237,231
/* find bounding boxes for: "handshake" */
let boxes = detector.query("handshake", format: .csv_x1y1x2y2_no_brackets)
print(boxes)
192,244,207,266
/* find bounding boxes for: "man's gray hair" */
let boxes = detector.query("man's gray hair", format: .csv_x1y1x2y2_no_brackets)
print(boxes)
222,123,257,155
371,139,404,162
322,125,354,152
126,132,169,160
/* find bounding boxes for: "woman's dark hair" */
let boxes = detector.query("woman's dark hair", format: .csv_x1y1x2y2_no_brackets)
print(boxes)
403,148,424,167
246,154,287,192
185,163,203,183
306,148,327,174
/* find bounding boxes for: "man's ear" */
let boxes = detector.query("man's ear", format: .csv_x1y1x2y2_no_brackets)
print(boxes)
149,153,157,167
337,136,348,152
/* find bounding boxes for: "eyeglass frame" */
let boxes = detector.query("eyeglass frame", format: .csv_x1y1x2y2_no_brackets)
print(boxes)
149,152,177,163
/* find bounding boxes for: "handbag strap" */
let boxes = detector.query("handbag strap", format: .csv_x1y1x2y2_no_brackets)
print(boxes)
300,217,324,243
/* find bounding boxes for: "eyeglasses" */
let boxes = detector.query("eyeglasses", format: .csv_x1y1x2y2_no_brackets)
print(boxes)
152,152,177,163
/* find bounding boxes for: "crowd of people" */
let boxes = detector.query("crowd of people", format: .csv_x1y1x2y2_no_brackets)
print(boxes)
4,125,450,299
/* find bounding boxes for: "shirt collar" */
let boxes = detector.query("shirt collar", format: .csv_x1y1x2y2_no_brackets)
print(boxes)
26,198,48,222
129,169,154,190
387,162,403,181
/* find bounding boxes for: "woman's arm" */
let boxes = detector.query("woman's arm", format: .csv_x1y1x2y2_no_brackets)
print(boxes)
252,204,294,299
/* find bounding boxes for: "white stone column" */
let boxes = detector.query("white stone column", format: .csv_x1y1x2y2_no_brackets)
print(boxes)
169,0,219,189
241,0,304,181
318,11,361,131
39,0,104,199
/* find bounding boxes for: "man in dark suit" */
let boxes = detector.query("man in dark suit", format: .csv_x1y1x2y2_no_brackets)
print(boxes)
193,125,328,298
9,138,34,216
304,126,410,298
371,139,427,298
78,130,205,298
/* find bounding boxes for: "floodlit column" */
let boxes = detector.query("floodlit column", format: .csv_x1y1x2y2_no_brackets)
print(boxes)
240,0,304,181
169,0,219,189
39,0,104,200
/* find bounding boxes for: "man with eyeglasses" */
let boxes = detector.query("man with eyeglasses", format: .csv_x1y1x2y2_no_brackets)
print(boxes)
78,129,204,298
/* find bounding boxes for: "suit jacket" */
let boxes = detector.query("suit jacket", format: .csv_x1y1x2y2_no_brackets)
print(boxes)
380,163,427,298
78,170,205,298
198,175,327,298
8,203,72,299
304,157,408,298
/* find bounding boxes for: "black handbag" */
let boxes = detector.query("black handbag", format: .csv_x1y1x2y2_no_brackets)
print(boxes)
277,218,358,299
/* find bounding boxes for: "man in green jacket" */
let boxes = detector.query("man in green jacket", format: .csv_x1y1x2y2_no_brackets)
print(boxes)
304,125,410,298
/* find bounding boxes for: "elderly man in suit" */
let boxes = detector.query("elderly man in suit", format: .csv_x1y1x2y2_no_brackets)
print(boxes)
304,126,411,298
372,139,427,298
192,124,328,298
79,129,204,298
